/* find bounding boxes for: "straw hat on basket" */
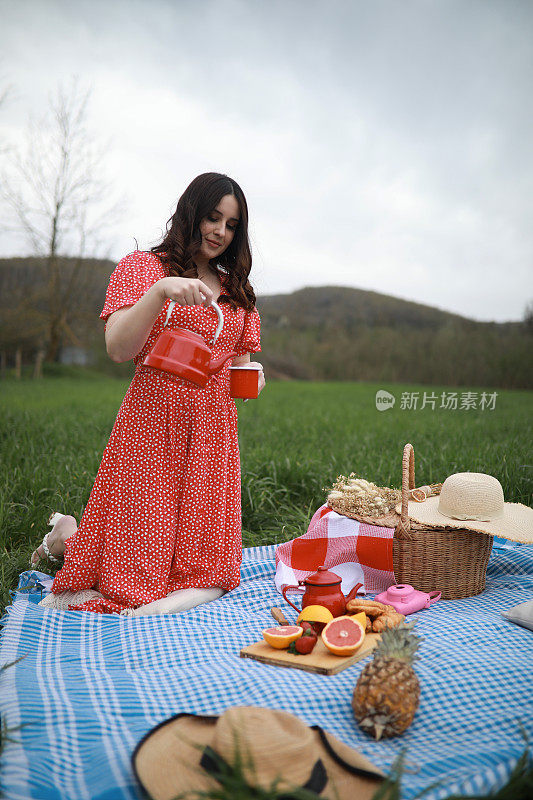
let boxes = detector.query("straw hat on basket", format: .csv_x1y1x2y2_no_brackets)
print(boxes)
397,472,533,544
132,705,384,800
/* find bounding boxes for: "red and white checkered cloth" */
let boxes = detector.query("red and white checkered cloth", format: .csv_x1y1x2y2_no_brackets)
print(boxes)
275,504,396,598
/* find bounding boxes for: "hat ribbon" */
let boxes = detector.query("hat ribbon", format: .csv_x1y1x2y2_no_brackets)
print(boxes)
200,745,327,797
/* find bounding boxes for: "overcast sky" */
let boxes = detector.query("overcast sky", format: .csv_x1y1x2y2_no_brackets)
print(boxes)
1,0,532,321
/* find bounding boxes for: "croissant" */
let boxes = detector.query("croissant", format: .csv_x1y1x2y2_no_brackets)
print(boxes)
372,610,405,632
346,597,405,632
346,598,394,618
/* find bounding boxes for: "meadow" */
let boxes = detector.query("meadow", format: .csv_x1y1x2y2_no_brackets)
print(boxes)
1,375,532,615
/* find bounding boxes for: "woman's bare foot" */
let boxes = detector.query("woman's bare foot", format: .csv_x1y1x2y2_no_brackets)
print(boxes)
120,587,224,616
30,514,78,566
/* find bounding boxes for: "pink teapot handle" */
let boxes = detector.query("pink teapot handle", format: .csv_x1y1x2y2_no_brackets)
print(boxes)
164,300,224,343
427,591,441,605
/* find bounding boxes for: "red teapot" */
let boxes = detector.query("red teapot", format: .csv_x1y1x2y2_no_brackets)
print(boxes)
282,566,363,618
143,300,236,388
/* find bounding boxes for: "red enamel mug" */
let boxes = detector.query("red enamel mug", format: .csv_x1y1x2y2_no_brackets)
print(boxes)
229,365,262,399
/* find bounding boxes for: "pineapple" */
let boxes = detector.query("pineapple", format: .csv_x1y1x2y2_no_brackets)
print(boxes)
352,621,421,740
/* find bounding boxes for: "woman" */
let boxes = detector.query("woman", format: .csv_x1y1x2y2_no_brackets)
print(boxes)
31,173,265,615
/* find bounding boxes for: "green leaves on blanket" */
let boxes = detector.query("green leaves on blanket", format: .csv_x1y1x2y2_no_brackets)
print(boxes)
370,731,532,800
0,655,30,762
143,730,532,800
166,731,328,800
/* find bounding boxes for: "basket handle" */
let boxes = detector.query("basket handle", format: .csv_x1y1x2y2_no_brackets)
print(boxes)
397,443,416,537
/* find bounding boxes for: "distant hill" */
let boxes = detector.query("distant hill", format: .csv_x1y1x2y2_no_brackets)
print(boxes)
1,257,531,387
257,285,520,332
255,285,530,387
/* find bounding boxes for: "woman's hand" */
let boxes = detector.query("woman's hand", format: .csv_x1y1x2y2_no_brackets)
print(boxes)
248,361,266,395
155,276,214,308
107,277,203,362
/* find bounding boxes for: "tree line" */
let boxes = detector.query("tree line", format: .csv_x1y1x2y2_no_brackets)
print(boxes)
2,258,531,388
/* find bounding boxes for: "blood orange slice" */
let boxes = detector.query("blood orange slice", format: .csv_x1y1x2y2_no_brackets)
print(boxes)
321,616,365,657
262,625,303,649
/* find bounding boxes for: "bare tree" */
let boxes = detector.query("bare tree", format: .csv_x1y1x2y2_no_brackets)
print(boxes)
1,76,125,361
524,300,533,335
0,81,12,156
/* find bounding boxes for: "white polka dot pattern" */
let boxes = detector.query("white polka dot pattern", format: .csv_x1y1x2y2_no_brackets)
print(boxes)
51,251,261,614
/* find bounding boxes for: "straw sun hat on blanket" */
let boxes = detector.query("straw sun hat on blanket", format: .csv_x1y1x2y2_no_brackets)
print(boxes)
132,705,384,800
396,472,533,544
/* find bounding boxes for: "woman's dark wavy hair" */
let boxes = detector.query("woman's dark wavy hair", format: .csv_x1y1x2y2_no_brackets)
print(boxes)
151,173,255,311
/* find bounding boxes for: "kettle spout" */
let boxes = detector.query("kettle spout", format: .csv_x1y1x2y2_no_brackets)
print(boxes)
207,351,238,375
345,583,363,605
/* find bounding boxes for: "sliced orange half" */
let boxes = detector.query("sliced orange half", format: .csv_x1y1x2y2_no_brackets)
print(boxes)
262,625,303,650
297,605,334,625
321,616,365,657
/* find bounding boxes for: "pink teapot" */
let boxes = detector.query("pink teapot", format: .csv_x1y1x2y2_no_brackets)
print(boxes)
143,300,236,388
375,584,441,615
282,566,363,618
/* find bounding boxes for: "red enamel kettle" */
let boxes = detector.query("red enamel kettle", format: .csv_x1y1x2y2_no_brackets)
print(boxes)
143,300,237,388
282,566,363,618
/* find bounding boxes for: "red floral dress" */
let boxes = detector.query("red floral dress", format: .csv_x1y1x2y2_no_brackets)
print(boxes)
51,251,261,613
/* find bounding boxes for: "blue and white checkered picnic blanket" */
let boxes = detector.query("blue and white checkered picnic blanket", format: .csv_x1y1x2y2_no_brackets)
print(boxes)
1,542,532,800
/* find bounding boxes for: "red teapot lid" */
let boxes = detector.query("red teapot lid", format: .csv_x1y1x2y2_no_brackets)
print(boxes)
305,566,342,586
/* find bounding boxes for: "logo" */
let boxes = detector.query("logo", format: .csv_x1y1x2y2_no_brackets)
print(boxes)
375,390,395,411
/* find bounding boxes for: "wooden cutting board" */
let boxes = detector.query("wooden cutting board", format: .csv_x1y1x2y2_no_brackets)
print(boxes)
240,633,379,675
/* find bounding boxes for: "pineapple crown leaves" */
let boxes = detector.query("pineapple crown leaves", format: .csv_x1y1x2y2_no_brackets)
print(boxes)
374,621,423,663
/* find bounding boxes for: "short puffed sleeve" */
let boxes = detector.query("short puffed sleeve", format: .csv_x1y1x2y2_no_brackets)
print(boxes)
100,251,164,324
234,307,261,356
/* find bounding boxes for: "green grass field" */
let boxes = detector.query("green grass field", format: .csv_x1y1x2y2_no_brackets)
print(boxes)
1,376,532,615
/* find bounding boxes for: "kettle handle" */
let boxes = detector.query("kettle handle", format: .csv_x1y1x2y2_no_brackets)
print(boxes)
164,300,224,344
282,584,304,614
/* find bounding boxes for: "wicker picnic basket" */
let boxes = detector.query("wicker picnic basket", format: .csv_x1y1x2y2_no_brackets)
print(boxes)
329,443,494,600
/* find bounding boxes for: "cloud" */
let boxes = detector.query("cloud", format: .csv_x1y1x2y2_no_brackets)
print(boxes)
1,0,532,320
